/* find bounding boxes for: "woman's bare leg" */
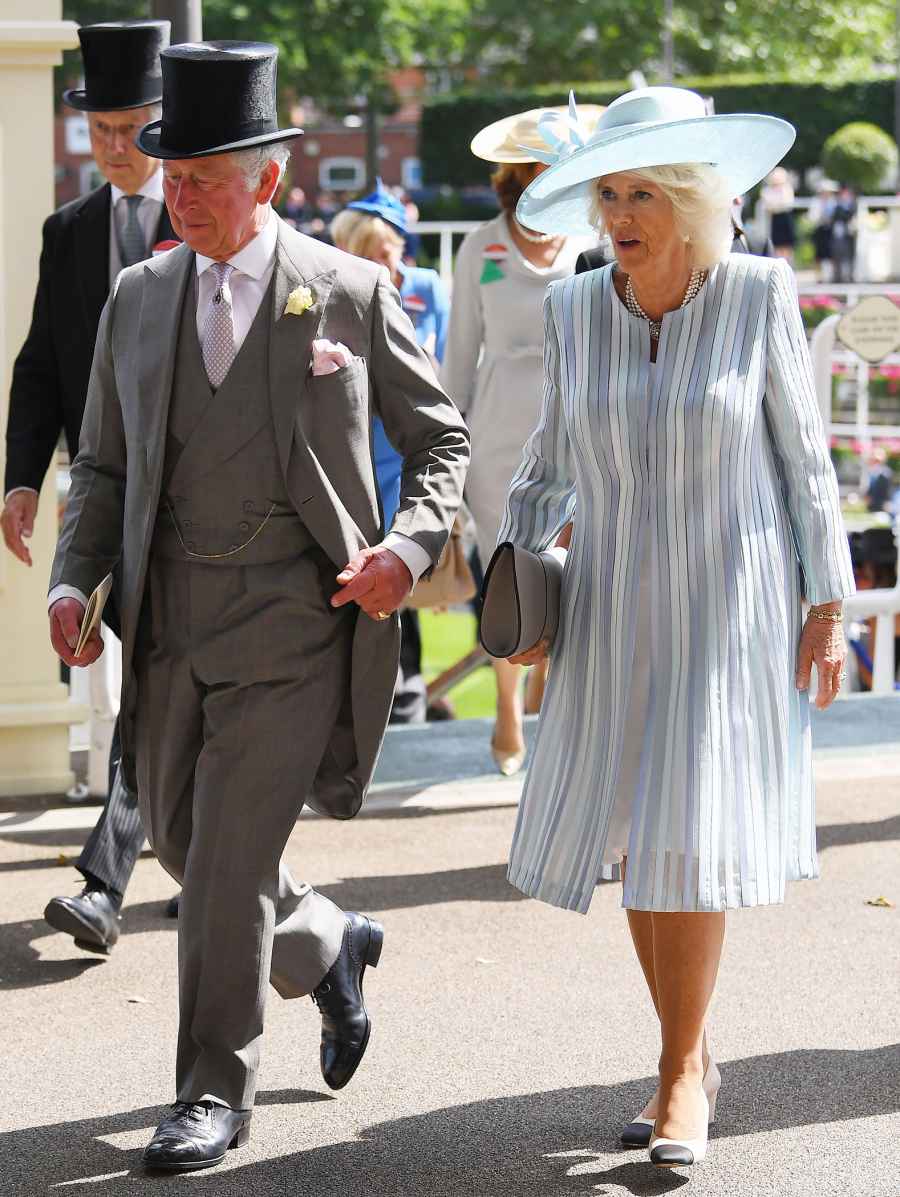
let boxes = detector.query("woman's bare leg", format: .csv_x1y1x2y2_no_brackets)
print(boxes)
491,657,524,755
650,910,725,1140
524,658,549,714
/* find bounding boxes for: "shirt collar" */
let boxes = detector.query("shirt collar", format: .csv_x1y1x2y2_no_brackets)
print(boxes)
110,167,164,208
195,209,277,280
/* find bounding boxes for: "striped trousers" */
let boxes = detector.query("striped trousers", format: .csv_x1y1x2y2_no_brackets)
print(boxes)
76,585,145,897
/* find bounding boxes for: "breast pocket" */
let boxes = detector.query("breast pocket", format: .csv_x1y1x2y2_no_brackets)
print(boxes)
301,355,371,454
307,355,368,402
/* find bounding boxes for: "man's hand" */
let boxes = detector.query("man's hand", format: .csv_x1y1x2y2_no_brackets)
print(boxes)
49,598,104,668
1,490,39,566
331,546,413,620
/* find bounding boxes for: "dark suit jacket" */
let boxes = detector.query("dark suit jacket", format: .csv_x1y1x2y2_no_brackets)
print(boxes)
574,227,775,275
5,182,176,495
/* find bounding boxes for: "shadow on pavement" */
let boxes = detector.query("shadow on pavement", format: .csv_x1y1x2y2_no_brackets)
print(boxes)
318,863,526,911
818,813,900,851
3,1046,897,1196
0,899,175,991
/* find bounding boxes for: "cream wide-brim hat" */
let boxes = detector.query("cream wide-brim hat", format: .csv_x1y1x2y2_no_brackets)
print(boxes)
516,86,796,236
470,103,606,164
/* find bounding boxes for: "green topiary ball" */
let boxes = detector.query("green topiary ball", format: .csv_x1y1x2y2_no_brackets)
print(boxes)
822,121,899,193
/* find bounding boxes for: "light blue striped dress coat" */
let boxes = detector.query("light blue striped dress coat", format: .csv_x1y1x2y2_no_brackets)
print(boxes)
499,254,855,914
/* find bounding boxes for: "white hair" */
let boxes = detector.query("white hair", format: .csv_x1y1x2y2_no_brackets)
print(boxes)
588,163,734,270
232,144,291,191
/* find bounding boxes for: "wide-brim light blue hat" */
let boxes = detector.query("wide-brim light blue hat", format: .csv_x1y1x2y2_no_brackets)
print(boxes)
516,87,796,236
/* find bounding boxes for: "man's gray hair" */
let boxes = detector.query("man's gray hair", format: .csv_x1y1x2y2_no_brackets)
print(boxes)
233,144,292,192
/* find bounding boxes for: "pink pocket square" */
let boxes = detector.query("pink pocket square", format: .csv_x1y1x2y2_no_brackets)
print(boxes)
311,339,352,376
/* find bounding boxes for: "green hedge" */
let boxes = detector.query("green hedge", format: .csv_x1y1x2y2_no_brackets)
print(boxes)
420,75,895,189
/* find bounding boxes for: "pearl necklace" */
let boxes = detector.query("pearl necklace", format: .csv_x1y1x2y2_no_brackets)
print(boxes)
624,268,707,340
513,217,562,245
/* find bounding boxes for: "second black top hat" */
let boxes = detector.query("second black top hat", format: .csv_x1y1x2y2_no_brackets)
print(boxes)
137,42,304,160
63,20,171,113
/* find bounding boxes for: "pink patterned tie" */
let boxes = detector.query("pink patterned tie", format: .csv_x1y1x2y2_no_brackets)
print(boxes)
202,262,236,389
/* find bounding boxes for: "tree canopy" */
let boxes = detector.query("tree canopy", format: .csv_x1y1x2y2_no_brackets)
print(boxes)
62,0,897,112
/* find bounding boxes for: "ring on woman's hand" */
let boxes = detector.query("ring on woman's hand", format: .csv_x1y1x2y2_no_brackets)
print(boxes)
376,610,390,620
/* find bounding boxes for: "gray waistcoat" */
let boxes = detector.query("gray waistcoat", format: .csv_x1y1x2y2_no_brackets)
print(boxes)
152,272,313,565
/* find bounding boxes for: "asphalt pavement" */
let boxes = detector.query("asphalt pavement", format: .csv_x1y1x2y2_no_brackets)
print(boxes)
1,741,898,1197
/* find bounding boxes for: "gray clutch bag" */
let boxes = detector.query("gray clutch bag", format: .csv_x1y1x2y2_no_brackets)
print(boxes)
479,541,566,658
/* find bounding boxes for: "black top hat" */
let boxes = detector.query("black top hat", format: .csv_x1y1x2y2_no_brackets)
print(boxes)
63,20,170,113
136,42,303,160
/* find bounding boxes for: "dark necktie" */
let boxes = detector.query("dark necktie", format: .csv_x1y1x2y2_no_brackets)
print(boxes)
119,195,146,267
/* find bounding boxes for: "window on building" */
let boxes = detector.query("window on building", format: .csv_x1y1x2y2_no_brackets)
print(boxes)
319,157,365,191
401,157,422,192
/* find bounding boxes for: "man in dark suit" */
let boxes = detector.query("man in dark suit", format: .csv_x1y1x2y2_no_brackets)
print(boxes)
1,20,176,955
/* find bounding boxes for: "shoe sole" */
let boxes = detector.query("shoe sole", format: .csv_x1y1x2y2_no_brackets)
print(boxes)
323,918,383,1091
43,901,115,954
143,1125,250,1172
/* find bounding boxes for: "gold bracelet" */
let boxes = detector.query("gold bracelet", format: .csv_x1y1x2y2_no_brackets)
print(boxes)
808,609,843,622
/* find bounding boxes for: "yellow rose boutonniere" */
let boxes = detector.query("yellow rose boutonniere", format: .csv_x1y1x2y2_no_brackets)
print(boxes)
284,285,314,317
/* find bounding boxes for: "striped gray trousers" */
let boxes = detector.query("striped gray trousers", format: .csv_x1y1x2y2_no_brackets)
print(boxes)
76,744,145,897
75,587,146,897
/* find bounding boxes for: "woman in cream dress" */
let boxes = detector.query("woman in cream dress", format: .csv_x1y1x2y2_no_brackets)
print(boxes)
441,101,601,772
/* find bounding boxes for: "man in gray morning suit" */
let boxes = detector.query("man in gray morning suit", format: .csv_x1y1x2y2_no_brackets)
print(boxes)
48,42,469,1173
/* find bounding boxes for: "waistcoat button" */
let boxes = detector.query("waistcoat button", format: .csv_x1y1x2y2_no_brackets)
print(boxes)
242,500,253,512
183,520,193,529
186,541,196,552
239,521,249,532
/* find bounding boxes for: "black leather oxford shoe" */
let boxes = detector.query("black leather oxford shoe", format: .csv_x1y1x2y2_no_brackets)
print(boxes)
312,912,384,1090
44,885,121,954
143,1102,251,1172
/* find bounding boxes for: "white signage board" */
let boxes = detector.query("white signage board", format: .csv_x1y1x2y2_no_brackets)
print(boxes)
65,115,91,156
836,294,900,364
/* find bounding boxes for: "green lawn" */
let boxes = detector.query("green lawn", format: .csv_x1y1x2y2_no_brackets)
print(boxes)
419,608,496,719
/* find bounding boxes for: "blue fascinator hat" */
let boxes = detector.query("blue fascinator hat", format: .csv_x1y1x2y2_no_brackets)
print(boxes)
516,87,796,236
346,178,408,234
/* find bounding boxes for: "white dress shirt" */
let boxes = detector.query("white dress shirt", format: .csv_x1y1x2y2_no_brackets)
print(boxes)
49,208,430,611
109,168,166,285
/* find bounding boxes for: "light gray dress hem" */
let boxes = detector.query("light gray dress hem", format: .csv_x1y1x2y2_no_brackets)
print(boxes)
508,859,819,915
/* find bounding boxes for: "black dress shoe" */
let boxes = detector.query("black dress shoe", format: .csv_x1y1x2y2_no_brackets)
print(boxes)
44,885,121,955
312,912,383,1090
143,1102,251,1172
620,1118,654,1148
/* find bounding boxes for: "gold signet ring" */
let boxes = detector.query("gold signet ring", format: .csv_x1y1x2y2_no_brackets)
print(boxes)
377,610,390,620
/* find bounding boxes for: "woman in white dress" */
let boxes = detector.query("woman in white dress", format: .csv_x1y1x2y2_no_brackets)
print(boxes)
501,88,854,1170
441,101,602,773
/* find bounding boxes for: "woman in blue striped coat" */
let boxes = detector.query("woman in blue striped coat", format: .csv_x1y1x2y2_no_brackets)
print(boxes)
499,88,855,1170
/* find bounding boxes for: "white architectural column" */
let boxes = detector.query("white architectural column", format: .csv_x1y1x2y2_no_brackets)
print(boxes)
0,3,83,795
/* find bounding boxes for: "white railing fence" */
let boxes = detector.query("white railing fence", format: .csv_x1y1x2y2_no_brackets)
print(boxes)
415,197,900,290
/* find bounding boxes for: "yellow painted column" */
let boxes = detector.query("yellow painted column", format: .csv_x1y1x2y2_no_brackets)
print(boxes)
0,2,84,796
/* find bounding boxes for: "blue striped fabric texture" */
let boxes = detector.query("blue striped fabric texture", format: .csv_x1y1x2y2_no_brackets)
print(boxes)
499,254,855,914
